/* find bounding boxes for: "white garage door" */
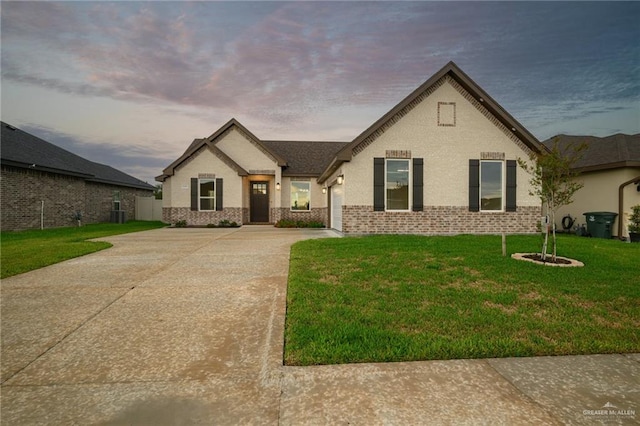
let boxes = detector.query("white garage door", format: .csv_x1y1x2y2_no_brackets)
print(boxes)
331,185,343,232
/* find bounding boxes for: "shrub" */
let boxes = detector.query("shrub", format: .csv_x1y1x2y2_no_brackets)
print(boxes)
628,205,640,233
206,220,240,228
174,220,187,228
275,219,325,228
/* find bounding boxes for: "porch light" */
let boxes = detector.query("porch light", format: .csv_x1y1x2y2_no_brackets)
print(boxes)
322,187,327,194
337,175,344,185
276,182,281,191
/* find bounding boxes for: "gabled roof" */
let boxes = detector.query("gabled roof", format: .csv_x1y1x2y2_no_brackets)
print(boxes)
318,61,545,183
1,122,154,190
262,140,349,176
543,134,640,172
157,118,286,181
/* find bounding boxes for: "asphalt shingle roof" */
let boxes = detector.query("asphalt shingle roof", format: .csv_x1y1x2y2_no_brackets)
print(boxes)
1,122,154,190
542,133,640,171
261,140,350,176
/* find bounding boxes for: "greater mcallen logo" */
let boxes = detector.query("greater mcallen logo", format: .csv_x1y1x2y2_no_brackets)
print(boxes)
583,402,636,418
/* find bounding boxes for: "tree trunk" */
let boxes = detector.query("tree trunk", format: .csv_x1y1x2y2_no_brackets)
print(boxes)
551,214,557,262
541,203,549,261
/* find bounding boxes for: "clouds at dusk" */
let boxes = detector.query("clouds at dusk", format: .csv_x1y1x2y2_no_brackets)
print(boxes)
2,1,639,183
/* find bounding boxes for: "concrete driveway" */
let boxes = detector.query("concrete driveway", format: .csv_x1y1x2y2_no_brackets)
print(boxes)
1,226,638,425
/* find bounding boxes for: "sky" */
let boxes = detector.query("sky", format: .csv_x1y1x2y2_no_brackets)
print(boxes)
1,1,639,185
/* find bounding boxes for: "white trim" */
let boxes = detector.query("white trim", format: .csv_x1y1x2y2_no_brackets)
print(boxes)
199,178,216,211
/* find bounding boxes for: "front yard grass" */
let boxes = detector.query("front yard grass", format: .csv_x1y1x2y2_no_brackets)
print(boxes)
1,221,166,278
284,234,639,365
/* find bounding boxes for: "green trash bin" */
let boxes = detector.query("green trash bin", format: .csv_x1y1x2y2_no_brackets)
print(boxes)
583,212,618,239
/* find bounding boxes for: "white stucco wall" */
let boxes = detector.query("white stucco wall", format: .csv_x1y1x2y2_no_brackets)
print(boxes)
342,78,539,209
216,128,278,172
555,167,640,237
163,147,243,208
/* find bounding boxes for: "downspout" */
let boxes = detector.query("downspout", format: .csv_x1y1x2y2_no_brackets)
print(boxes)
618,175,640,239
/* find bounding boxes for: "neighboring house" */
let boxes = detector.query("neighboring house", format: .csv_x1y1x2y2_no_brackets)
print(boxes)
157,61,546,234
1,122,155,231
543,134,640,239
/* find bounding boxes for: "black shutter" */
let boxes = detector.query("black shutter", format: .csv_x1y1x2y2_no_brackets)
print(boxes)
215,178,223,211
469,159,480,212
506,160,517,212
373,158,385,211
191,178,198,211
412,158,424,211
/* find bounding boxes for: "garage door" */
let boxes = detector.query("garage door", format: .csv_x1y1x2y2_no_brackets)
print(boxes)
331,185,343,232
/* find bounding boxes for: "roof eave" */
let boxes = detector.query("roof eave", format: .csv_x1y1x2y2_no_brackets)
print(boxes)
86,177,154,190
207,143,250,176
444,63,543,154
207,118,288,167
333,61,544,161
318,156,349,184
574,161,640,173
282,172,322,178
1,159,94,179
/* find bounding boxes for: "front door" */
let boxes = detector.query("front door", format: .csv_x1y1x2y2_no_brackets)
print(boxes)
250,181,270,223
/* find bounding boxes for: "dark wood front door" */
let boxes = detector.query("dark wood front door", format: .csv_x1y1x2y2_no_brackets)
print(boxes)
250,181,270,223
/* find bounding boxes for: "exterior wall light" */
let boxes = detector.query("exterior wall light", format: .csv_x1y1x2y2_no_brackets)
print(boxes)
322,187,327,194
276,182,281,191
337,175,344,185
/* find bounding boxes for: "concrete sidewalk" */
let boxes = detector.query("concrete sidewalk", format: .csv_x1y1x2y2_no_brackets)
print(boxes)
1,226,638,425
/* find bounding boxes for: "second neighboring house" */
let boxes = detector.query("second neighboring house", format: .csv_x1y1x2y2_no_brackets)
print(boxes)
1,122,155,231
544,134,640,239
157,61,546,235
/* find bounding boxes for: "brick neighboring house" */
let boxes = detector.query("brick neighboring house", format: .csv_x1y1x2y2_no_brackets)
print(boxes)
1,122,155,231
543,134,640,239
158,61,546,234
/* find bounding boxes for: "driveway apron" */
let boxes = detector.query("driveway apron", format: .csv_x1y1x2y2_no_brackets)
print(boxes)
1,226,335,425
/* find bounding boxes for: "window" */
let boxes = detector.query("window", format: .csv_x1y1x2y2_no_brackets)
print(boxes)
386,159,410,211
199,179,215,211
112,191,121,211
480,161,503,211
291,181,310,210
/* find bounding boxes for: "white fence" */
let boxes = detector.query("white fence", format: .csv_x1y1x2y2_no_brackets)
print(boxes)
135,196,163,221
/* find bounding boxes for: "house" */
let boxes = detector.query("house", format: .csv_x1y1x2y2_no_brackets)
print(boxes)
543,134,640,239
157,61,546,234
1,122,155,231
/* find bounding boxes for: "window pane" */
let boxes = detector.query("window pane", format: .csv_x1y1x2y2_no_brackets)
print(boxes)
291,181,310,210
386,160,409,210
200,198,215,210
199,179,215,211
481,161,503,211
200,180,215,197
253,183,267,195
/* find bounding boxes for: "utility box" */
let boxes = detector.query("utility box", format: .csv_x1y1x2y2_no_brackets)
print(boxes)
583,212,617,239
110,210,126,224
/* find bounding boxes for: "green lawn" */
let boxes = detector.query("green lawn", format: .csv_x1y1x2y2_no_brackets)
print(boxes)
1,221,166,278
284,234,640,366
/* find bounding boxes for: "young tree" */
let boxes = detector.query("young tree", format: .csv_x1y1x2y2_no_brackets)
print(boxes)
154,183,163,200
518,138,586,261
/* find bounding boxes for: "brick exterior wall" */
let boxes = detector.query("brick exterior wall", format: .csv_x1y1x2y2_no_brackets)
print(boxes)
162,207,244,226
341,205,540,235
1,166,152,231
272,207,328,225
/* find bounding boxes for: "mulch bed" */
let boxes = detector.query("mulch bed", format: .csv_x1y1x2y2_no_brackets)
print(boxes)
511,253,584,267
522,253,572,265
